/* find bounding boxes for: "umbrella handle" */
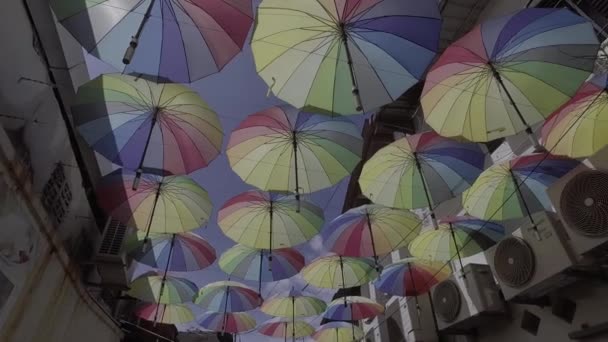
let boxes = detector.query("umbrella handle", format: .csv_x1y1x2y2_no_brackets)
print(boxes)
340,24,363,112
123,0,155,64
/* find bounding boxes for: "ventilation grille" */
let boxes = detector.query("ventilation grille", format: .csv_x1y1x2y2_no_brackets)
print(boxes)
493,237,535,288
560,170,608,237
99,218,127,255
433,280,461,323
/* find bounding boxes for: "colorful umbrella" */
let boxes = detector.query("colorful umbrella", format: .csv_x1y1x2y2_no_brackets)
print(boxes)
359,132,489,219
374,258,450,297
194,281,262,313
324,296,383,321
252,0,441,115
301,255,378,290
125,232,216,272
313,322,363,342
74,74,223,181
542,74,608,158
421,8,598,148
462,153,581,221
219,245,305,294
127,273,198,304
135,303,195,324
261,289,327,318
97,171,213,240
324,205,421,268
218,190,324,252
227,107,362,200
51,1,253,83
409,217,505,268
198,312,256,334
258,320,315,341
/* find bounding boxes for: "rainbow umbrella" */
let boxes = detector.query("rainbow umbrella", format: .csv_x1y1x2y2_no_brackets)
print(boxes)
51,1,253,83
374,258,450,298
227,107,362,201
198,312,256,334
462,153,581,221
219,245,305,294
542,74,608,158
97,171,212,241
252,0,441,115
301,255,378,290
313,322,363,342
324,205,421,269
127,272,198,304
324,296,383,321
258,320,315,342
409,217,505,269
74,74,223,182
126,232,216,272
218,190,324,252
194,281,262,313
135,303,194,324
421,8,598,148
359,132,489,220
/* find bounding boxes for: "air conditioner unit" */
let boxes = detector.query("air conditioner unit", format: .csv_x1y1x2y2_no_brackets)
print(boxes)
547,145,608,259
396,295,438,342
94,217,129,289
432,264,507,333
485,212,578,301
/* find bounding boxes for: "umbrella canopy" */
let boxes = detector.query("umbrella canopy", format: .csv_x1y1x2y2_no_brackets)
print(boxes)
125,232,216,272
135,303,195,324
219,245,305,285
542,74,608,158
127,273,198,304
313,322,363,342
252,0,442,115
324,205,421,266
374,258,451,297
324,296,384,321
218,190,324,250
51,1,253,83
194,281,262,313
301,255,378,289
198,312,256,334
97,171,213,236
421,8,598,144
227,107,362,198
261,289,327,318
462,154,581,221
74,74,223,178
409,217,506,262
258,320,315,339
359,131,489,210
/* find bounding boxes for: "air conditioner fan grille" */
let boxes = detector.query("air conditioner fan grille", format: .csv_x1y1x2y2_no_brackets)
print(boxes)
493,237,535,288
560,170,608,237
433,280,461,323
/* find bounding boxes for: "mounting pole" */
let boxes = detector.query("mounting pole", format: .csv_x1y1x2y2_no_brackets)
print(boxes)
269,200,274,268
366,212,380,272
143,181,163,250
153,234,175,324
133,107,160,190
448,223,466,278
340,23,363,112
413,152,438,228
508,169,541,240
339,256,348,307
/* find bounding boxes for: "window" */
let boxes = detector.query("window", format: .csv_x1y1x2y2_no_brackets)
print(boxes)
552,297,577,324
41,164,72,227
521,310,541,336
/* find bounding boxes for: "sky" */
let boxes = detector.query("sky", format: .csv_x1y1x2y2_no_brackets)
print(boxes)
84,2,367,340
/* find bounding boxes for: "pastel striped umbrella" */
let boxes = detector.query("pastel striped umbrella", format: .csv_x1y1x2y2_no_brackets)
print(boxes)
313,322,363,342
219,245,305,294
359,131,489,216
218,190,324,251
374,258,451,297
258,320,315,341
409,217,506,265
462,153,581,221
135,303,195,324
261,289,327,318
542,74,608,158
324,296,384,321
227,107,362,200
194,281,262,313
422,8,598,147
252,0,441,115
127,273,198,304
198,312,256,334
324,205,421,269
97,171,213,240
74,74,223,180
301,255,378,290
126,232,216,272
51,0,253,83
